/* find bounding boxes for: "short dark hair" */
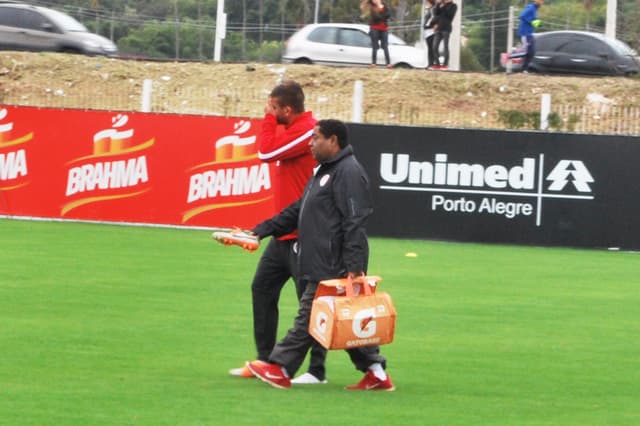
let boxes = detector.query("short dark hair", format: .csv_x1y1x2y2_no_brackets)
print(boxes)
316,119,349,149
270,80,305,113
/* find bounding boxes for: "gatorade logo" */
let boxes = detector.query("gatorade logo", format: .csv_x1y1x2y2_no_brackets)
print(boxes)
352,308,376,338
312,311,329,343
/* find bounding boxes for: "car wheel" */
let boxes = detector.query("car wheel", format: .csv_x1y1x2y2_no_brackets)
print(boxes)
393,63,411,69
60,47,83,55
293,58,312,65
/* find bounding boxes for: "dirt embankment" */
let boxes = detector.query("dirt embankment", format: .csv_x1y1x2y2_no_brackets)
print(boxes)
1,52,639,129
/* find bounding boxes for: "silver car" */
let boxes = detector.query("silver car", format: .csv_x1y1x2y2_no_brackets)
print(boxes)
283,23,427,69
0,2,118,56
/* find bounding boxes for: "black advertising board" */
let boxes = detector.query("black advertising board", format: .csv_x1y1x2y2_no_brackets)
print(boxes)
349,124,640,250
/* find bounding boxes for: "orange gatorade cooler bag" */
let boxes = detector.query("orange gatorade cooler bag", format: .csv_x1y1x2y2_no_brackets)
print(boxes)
309,275,396,350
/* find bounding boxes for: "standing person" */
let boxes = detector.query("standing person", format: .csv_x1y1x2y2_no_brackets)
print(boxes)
246,119,395,391
228,80,329,385
432,0,457,70
361,0,392,69
423,0,438,69
518,0,543,73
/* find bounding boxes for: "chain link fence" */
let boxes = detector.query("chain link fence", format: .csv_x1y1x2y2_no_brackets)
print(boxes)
3,83,639,135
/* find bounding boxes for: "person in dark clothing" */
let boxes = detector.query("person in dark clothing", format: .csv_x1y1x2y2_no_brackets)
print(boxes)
432,0,457,69
361,0,392,68
423,0,438,69
246,119,395,391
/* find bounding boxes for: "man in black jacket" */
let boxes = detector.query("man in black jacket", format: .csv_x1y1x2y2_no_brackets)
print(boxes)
432,0,457,69
246,119,395,391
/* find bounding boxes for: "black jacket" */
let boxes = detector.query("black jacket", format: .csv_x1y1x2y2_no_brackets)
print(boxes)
434,1,457,33
253,145,372,282
369,3,391,26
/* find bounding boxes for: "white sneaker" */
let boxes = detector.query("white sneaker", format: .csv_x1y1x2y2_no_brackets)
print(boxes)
291,372,328,384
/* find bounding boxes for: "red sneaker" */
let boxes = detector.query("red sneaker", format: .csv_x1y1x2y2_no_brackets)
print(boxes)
345,370,395,391
246,361,291,389
229,359,267,378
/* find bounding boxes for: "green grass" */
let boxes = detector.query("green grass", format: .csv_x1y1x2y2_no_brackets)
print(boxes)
1,219,638,425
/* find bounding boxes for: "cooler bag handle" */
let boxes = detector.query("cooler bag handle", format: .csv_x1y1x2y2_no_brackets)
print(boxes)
345,274,373,297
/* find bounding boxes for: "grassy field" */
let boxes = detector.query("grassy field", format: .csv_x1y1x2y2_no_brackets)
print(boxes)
1,218,638,426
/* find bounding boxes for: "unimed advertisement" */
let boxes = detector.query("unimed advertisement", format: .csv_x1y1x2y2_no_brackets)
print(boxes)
349,124,640,250
0,106,275,228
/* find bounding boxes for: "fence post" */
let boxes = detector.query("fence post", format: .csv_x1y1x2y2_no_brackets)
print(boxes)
141,79,153,112
540,93,551,130
506,6,514,74
352,80,364,123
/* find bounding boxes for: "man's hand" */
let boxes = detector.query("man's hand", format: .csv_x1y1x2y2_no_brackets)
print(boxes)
264,97,277,116
347,272,365,280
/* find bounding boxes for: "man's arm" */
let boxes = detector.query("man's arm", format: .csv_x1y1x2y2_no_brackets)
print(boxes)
519,4,536,23
258,114,314,163
445,3,457,20
252,198,301,240
334,161,373,275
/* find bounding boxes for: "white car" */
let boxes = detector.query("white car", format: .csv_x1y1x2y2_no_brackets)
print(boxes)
283,23,427,69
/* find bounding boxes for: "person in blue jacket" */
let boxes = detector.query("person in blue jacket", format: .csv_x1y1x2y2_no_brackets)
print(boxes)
518,0,544,73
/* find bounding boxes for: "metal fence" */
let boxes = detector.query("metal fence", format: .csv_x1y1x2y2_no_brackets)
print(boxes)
3,84,640,136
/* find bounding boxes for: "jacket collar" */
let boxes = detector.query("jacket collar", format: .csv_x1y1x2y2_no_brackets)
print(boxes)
321,145,353,166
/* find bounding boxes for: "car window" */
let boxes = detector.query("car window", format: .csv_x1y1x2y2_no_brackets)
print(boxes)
21,10,51,31
43,8,87,32
607,38,637,56
388,33,407,46
560,38,602,55
0,6,20,27
308,27,339,44
338,28,370,48
536,34,571,51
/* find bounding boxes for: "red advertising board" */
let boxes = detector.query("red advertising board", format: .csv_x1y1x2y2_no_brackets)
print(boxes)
0,106,276,228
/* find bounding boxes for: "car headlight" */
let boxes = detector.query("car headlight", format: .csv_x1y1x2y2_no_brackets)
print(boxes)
82,39,101,50
102,41,118,52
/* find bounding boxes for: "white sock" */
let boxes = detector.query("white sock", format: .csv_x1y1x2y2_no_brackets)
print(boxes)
369,363,387,381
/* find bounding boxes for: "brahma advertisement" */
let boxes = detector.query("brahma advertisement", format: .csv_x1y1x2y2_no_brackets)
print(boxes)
0,106,274,228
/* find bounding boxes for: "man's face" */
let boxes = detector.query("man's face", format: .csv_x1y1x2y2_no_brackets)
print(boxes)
268,97,291,125
310,125,336,163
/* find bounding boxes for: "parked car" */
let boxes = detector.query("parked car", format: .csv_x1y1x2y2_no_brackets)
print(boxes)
0,1,118,56
282,23,427,69
501,31,639,76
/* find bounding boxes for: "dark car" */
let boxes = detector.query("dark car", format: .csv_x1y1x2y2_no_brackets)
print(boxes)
0,1,118,56
501,31,639,76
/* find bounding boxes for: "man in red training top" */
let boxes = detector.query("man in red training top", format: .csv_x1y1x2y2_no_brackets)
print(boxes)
229,80,328,385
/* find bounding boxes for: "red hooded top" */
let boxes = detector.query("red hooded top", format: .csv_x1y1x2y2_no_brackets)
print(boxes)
258,111,317,240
